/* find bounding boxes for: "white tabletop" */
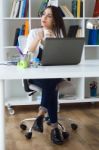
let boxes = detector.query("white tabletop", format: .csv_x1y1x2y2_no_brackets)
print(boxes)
0,64,85,79
0,64,99,80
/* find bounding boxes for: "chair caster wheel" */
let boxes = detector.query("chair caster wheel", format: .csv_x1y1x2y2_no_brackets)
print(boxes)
62,131,69,139
71,123,78,130
7,104,15,115
25,132,32,139
8,108,15,115
20,123,27,130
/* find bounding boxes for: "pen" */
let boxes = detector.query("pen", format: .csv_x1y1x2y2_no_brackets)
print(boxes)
16,46,24,56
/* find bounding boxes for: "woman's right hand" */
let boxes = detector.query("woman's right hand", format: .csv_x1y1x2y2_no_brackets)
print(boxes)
28,30,44,52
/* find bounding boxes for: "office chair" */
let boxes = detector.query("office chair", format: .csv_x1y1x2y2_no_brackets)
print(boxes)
20,78,78,139
18,36,78,139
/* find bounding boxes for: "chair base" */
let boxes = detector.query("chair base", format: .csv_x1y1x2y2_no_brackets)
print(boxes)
20,116,78,140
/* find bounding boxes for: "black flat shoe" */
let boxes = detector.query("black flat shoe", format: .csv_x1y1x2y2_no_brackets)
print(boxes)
32,115,44,133
51,128,64,145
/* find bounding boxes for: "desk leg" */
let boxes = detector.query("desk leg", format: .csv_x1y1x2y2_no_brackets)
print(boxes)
0,80,5,150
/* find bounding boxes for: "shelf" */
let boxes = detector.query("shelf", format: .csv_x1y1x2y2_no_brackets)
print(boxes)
80,98,99,103
59,98,99,103
5,97,99,106
63,17,84,20
5,97,40,106
85,17,99,20
84,45,99,48
30,17,41,20
5,96,92,106
59,99,82,104
3,17,29,20
30,17,84,20
4,46,16,49
85,60,99,65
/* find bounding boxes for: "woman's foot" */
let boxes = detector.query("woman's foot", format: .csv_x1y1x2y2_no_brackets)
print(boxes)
32,115,44,132
51,128,64,145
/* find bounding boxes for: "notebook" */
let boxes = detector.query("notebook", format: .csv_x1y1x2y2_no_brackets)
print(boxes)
41,37,85,66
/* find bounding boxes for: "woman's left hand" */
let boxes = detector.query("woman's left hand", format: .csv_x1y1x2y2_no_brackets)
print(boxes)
43,29,56,39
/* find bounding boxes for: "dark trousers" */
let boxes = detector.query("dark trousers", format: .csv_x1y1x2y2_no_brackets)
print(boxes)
29,79,62,123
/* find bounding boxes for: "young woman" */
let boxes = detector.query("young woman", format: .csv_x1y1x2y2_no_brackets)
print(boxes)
24,6,67,145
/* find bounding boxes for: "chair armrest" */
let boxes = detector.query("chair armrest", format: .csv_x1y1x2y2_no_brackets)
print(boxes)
29,84,41,92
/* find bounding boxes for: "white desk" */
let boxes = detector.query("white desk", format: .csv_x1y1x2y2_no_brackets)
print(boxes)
0,64,99,150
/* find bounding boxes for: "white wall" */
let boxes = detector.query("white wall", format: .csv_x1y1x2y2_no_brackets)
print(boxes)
0,0,4,61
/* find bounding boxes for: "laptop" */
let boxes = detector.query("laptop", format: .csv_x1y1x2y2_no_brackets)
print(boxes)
41,38,85,66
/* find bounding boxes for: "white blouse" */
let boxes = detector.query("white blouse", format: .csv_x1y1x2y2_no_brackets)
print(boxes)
24,28,43,57
24,28,63,58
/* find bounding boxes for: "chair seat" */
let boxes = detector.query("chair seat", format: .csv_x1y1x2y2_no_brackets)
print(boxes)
57,80,75,96
29,84,41,92
28,79,75,97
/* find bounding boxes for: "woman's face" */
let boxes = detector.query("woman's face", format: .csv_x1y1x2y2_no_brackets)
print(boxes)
41,8,55,29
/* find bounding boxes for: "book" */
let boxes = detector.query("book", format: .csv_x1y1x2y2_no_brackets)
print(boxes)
24,20,29,36
60,5,74,17
19,24,25,36
10,0,17,17
59,6,75,18
21,0,27,17
93,0,99,17
24,0,29,17
38,0,49,16
13,28,20,46
16,0,21,17
80,0,83,17
76,28,83,37
67,25,79,37
88,29,97,45
13,0,20,17
72,0,77,17
77,0,81,17
19,0,24,17
60,5,70,17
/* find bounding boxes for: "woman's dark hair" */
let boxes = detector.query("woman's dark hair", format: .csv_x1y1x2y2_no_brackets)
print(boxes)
42,6,67,37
